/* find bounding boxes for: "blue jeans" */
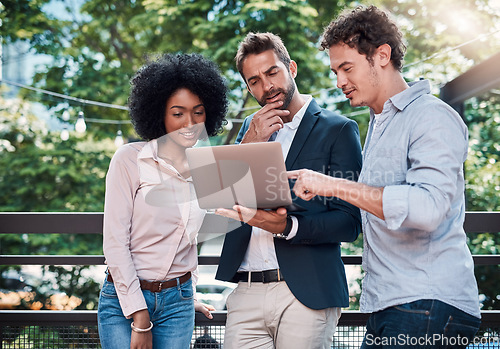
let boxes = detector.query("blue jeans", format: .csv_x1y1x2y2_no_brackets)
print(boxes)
97,275,195,349
361,299,481,349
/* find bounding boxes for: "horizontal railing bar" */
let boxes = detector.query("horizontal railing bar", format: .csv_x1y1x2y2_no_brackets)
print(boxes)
195,311,373,327
198,255,222,265
334,310,370,326
0,310,98,326
472,255,500,265
0,212,232,235
1,310,499,327
2,255,499,266
1,212,499,234
0,212,104,234
0,255,227,266
464,211,500,233
343,255,362,265
0,310,226,327
0,255,106,265
195,311,231,327
480,310,500,325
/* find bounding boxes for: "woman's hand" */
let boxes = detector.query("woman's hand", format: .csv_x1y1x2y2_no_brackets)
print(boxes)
130,309,153,349
130,331,153,349
194,300,215,319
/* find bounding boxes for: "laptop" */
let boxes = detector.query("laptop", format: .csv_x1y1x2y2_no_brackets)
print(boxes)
186,142,303,211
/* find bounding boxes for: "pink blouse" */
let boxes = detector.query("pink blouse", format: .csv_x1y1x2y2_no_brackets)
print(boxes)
103,140,205,318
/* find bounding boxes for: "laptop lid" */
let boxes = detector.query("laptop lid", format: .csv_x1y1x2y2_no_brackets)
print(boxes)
186,142,293,210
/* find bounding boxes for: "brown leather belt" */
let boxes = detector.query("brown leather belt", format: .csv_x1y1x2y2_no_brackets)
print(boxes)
107,272,191,293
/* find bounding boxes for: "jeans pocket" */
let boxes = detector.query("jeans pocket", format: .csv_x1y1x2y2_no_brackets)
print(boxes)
178,279,194,300
443,315,480,348
394,304,430,315
100,279,119,298
98,280,125,322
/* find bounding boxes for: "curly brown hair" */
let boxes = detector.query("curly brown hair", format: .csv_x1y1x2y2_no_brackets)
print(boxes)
320,5,406,71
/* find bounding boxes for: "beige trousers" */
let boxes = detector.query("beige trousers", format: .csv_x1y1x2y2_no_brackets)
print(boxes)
223,280,341,349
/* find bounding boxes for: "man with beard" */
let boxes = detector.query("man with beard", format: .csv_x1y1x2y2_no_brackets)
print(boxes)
215,32,363,349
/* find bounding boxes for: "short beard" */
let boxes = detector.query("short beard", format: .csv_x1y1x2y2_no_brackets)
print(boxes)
257,73,296,109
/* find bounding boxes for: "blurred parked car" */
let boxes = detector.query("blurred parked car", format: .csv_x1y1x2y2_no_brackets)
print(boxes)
196,281,235,311
196,265,235,311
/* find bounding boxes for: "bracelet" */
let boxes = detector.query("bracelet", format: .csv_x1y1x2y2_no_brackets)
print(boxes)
274,215,293,239
131,321,153,333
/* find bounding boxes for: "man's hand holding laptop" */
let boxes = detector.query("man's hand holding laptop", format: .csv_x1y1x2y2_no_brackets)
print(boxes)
215,205,288,235
213,100,291,232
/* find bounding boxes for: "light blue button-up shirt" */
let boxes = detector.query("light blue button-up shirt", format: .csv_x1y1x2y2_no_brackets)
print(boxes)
358,80,480,318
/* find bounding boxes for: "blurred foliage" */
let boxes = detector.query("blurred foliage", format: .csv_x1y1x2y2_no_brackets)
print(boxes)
465,93,500,211
0,0,499,312
1,0,351,141
0,92,110,310
463,92,500,310
0,104,111,213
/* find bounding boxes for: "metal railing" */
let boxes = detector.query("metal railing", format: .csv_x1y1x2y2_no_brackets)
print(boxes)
1,212,499,348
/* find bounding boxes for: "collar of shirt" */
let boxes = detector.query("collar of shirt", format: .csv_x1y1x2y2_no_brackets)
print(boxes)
274,95,312,158
365,80,431,155
137,138,190,182
283,94,312,130
390,79,430,111
370,80,431,121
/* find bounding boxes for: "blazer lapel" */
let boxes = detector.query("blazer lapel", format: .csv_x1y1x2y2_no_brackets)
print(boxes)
285,99,321,169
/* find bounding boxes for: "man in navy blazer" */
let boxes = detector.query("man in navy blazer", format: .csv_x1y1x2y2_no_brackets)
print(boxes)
215,32,362,349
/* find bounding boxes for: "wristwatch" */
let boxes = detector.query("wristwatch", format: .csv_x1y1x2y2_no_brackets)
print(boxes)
274,215,293,239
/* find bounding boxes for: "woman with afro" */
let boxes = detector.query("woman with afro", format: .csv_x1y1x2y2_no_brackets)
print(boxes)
98,53,228,349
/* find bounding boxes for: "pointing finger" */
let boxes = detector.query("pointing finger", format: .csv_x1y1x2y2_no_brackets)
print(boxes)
287,170,300,179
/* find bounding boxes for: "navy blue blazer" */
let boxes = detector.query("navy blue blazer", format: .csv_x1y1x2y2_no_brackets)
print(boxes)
215,98,362,309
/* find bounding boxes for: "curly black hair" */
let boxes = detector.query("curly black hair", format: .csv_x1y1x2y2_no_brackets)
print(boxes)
128,53,228,141
320,5,406,72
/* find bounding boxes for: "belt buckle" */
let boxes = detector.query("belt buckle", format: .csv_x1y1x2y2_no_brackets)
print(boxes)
152,281,162,292
261,271,268,283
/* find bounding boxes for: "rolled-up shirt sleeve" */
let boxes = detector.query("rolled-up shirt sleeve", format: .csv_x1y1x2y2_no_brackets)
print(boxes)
382,185,409,230
382,103,468,232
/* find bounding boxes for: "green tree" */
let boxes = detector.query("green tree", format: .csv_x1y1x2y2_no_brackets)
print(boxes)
2,0,349,142
463,91,500,310
0,92,112,310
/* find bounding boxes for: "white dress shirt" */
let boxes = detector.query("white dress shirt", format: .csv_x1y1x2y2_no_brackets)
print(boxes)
238,95,312,272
